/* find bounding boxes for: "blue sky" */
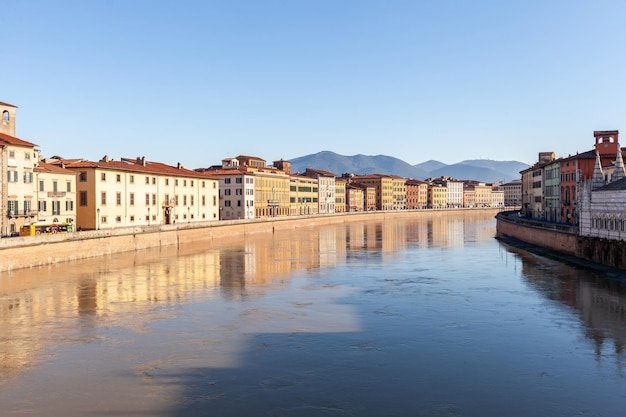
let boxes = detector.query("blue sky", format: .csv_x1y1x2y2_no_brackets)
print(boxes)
4,0,626,168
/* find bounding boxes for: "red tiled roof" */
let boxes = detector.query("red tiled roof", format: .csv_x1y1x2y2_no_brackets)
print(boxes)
0,132,37,148
305,168,337,177
35,161,78,174
0,101,17,108
60,156,215,179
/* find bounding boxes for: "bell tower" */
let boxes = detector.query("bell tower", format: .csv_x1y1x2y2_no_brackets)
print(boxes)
594,130,619,156
0,101,17,137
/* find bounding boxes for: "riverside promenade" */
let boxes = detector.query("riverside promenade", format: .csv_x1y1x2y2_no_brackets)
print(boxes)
1,209,500,272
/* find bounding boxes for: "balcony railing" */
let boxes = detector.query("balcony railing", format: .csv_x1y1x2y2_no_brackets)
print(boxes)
7,210,36,218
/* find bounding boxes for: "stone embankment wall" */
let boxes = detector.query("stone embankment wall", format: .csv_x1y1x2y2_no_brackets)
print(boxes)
577,236,626,270
0,209,499,272
496,213,578,255
496,212,626,271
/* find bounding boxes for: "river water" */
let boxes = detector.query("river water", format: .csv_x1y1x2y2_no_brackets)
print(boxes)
2,212,626,416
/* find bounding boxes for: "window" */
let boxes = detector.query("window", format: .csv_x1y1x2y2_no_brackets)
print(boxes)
8,150,15,158
2,110,8,121
39,200,47,212
183,195,187,206
130,193,135,205
116,216,122,223
145,193,150,205
116,192,121,205
146,176,150,184
129,175,134,184
130,216,135,222
213,196,216,206
236,178,242,183
225,178,231,184
101,172,106,181
53,181,58,193
175,195,179,205
190,196,194,206
8,200,17,215
152,193,156,205
79,171,87,182
101,191,107,205
24,200,32,214
65,201,74,211
202,181,205,188
175,179,179,186
66,182,71,192
191,180,194,187
165,178,169,186
7,170,18,182
23,172,33,183
52,201,61,215
24,152,31,160
202,196,206,206
152,177,156,185
116,174,121,183
39,180,45,192
225,200,231,206
184,180,187,187
79,191,88,206
164,194,170,205
225,189,231,195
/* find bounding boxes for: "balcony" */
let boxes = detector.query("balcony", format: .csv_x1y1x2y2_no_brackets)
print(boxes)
7,210,36,218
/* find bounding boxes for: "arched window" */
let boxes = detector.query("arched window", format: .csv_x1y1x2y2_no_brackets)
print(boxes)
2,110,9,121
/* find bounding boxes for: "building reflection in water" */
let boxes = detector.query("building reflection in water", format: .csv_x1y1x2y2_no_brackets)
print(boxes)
503,242,626,365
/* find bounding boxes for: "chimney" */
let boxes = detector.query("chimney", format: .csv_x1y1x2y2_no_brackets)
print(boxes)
100,155,109,163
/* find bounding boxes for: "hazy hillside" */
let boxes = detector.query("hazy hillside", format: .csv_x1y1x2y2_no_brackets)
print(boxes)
289,151,429,179
288,151,527,183
414,160,447,173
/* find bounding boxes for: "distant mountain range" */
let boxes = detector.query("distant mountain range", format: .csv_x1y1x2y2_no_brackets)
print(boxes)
288,151,528,183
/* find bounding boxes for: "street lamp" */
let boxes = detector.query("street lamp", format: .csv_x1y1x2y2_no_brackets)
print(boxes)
96,208,100,230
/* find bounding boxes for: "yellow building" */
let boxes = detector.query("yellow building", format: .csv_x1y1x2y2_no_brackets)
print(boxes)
289,174,319,215
352,174,394,210
428,183,448,208
335,177,346,213
463,188,476,208
391,175,406,210
59,155,219,230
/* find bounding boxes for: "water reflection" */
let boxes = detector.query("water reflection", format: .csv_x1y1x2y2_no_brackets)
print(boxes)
504,242,626,362
4,211,626,416
0,212,495,382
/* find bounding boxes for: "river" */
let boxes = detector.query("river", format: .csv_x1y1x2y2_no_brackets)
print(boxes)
1,211,626,416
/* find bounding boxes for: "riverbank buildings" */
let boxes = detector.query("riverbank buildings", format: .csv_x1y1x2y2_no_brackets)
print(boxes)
305,168,337,214
50,156,219,230
0,101,78,236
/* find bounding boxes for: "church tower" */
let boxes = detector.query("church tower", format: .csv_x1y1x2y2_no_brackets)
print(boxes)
594,130,619,156
0,101,17,137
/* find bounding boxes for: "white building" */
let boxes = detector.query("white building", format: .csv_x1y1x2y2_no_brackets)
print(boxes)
0,101,41,236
